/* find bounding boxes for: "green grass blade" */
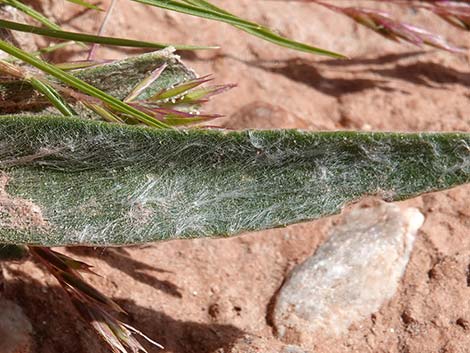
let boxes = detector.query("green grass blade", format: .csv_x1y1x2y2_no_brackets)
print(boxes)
132,0,345,58
31,41,76,57
2,42,76,63
65,0,103,11
28,78,76,116
84,102,125,123
180,0,345,57
1,0,62,30
134,0,263,28
181,0,222,13
0,39,170,128
1,0,88,48
0,19,216,51
0,115,468,246
181,0,216,11
237,24,345,57
55,61,106,70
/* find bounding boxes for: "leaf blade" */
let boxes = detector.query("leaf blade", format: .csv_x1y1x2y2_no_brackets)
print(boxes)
0,19,215,51
65,0,103,11
0,115,468,246
1,0,63,30
132,0,345,57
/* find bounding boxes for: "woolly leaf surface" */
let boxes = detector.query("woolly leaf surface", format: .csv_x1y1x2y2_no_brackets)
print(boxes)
0,115,468,246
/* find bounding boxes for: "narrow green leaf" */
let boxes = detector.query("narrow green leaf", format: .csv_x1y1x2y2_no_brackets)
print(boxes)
132,0,345,57
0,19,216,51
28,78,76,116
181,0,222,13
31,41,76,57
1,0,62,30
0,39,170,128
149,74,211,101
134,0,263,28
174,84,235,104
3,42,77,64
0,1,88,48
84,102,124,123
65,0,103,11
125,63,167,102
0,115,468,246
55,60,107,71
183,0,346,55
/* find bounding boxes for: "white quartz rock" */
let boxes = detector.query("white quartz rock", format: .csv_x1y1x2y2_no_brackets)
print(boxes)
273,202,424,342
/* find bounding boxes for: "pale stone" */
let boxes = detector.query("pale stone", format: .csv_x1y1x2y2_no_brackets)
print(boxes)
0,299,33,353
273,202,424,343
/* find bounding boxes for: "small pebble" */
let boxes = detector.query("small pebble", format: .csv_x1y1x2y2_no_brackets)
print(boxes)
273,202,424,344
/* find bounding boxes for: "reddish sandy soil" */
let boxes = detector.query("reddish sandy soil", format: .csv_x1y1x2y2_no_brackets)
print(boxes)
1,1,470,352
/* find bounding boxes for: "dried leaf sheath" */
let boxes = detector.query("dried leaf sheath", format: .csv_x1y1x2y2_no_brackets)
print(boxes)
0,115,468,246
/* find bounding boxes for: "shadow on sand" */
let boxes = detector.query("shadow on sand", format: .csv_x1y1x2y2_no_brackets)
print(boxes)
2,265,244,353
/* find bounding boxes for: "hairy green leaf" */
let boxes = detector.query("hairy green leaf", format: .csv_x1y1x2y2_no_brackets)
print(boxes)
0,115,468,246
